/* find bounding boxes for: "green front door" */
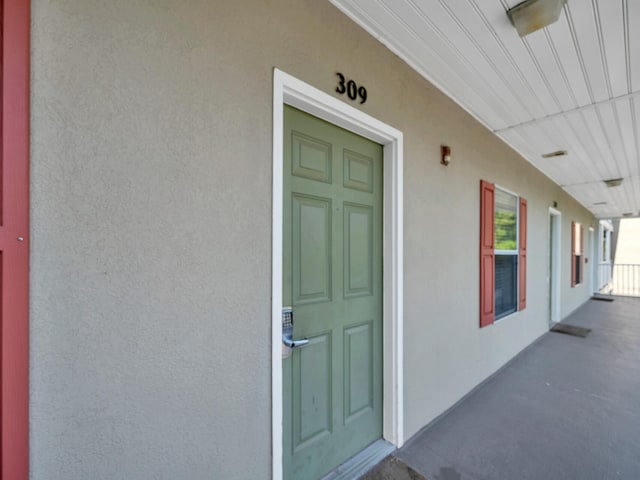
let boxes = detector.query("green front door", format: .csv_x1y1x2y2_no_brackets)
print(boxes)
283,105,383,480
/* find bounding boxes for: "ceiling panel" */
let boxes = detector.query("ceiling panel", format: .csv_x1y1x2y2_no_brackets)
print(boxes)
497,129,539,162
548,117,602,184
579,107,620,180
629,1,640,92
562,111,616,181
596,0,628,98
613,97,639,178
631,175,640,212
597,102,631,178
329,0,640,218
632,96,640,175
430,1,540,121
349,0,518,129
565,1,610,102
473,1,560,116
544,14,591,108
378,0,529,128
524,29,575,112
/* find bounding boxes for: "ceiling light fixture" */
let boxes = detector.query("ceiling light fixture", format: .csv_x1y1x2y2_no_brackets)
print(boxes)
541,150,568,158
604,178,623,188
507,0,567,37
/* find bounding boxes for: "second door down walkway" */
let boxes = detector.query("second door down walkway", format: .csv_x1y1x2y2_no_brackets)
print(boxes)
378,296,640,480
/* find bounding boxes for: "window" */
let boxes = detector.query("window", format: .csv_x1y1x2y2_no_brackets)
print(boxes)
479,181,527,327
571,221,584,287
601,225,612,264
494,188,518,318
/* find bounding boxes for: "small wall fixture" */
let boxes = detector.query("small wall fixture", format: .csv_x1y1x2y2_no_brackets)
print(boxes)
441,145,451,166
507,0,567,37
604,178,623,188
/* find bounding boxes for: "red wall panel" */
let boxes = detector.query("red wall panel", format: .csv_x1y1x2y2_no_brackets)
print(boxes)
1,0,30,478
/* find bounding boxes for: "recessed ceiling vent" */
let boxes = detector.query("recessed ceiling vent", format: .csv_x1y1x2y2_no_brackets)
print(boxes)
604,178,623,188
622,212,634,217
592,202,607,206
541,150,568,158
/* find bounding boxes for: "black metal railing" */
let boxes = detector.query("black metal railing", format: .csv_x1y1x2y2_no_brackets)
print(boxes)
611,264,640,297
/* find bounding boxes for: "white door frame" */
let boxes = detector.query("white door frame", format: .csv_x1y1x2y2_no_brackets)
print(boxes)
589,227,596,294
548,208,562,324
271,68,404,480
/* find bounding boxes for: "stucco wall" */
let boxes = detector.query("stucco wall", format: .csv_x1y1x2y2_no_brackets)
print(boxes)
558,201,598,319
30,0,595,478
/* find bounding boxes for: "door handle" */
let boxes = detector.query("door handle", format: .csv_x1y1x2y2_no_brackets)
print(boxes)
282,306,309,349
282,333,309,349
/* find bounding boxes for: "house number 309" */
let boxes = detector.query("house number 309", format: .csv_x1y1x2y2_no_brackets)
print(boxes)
335,73,367,104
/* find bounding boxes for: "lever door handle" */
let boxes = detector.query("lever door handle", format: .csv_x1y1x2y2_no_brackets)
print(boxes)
282,306,309,349
282,333,309,348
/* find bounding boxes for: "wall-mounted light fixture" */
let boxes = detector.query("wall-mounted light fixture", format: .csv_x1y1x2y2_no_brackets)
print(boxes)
507,0,567,37
441,145,451,166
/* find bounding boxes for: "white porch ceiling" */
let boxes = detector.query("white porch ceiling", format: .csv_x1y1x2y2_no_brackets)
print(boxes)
329,0,640,219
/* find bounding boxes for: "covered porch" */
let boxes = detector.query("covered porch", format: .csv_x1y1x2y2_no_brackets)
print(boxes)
370,295,640,479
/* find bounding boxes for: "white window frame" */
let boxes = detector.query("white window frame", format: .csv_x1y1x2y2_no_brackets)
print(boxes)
573,221,584,287
494,185,520,321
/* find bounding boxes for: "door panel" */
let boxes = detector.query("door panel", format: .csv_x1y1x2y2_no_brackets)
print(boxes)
293,194,332,304
344,321,374,422
293,333,332,451
343,150,374,192
292,132,332,183
283,105,383,480
344,204,373,297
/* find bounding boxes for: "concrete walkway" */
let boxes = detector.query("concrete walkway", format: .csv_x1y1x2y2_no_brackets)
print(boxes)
393,296,640,480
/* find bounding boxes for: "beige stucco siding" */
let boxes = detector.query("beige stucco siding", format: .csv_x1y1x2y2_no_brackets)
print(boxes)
30,0,595,478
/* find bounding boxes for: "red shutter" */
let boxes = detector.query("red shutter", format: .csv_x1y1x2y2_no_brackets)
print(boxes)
518,198,527,310
1,1,30,478
571,221,577,287
480,180,495,327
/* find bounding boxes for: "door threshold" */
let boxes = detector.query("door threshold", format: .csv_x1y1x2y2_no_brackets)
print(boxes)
321,439,395,480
